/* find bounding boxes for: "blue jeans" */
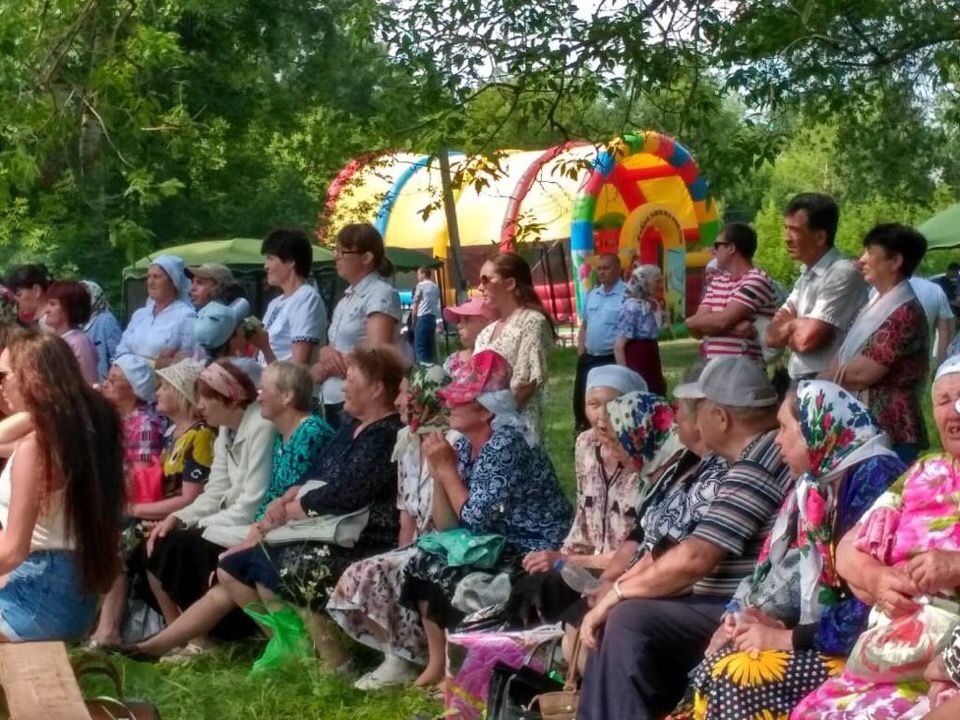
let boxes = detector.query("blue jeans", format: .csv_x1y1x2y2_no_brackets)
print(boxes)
0,550,97,641
414,314,437,363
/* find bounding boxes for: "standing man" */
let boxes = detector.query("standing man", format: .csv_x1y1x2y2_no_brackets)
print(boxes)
410,266,441,362
765,193,868,382
907,276,956,365
574,253,625,431
686,222,778,362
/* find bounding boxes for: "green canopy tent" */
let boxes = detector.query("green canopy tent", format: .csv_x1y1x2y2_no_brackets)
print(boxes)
918,204,960,250
122,238,442,320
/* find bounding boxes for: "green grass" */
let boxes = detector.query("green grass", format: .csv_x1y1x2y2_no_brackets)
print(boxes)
89,340,938,718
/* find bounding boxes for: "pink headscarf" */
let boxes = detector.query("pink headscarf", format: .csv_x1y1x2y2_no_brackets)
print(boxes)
438,349,511,407
200,362,250,403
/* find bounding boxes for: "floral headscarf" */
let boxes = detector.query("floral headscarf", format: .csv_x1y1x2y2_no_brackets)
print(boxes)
407,363,451,433
82,280,109,317
625,264,661,303
741,381,898,624
394,363,452,461
607,391,684,478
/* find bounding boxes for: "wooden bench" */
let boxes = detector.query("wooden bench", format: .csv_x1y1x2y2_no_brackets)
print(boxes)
0,642,90,719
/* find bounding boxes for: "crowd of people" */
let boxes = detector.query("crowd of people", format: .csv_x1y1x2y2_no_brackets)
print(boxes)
0,193,957,720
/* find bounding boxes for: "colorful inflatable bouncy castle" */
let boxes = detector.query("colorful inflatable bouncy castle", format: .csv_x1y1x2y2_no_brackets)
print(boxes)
321,132,720,326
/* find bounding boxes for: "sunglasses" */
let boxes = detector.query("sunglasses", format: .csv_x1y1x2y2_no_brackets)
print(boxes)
334,248,363,258
713,241,731,250
478,274,499,286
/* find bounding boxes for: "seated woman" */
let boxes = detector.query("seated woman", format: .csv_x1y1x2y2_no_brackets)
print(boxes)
441,297,498,382
91,358,215,647
327,363,452,690
102,354,165,485
399,349,573,686
0,331,123,640
137,360,275,647
523,365,649,579
690,380,905,720
794,358,960,719
127,346,406,664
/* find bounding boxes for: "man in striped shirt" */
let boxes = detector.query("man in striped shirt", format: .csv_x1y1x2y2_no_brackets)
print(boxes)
686,223,778,362
578,357,792,720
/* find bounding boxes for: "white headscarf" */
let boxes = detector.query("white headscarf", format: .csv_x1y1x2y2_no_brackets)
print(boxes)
478,389,537,447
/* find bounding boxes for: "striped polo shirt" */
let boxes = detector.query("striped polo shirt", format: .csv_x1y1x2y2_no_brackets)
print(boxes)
690,429,793,597
699,267,778,360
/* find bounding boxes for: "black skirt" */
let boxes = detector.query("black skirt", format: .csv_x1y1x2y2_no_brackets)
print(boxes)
137,527,257,640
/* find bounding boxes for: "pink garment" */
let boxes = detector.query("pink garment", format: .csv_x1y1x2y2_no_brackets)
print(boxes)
792,454,960,719
62,328,99,385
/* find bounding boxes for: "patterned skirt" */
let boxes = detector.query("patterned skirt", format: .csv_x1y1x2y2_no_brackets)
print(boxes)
690,645,845,720
790,673,933,719
326,546,427,664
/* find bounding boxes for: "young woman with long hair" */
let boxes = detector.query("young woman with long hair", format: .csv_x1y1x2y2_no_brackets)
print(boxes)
0,330,124,640
474,252,556,441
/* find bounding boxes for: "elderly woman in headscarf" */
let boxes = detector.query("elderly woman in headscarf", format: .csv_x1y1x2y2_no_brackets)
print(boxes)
115,255,198,361
791,356,960,719
82,280,123,383
689,380,904,720
399,349,572,686
510,366,724,639
327,363,453,690
615,264,667,395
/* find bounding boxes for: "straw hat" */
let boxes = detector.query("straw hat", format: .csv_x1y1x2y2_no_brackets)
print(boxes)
155,358,206,406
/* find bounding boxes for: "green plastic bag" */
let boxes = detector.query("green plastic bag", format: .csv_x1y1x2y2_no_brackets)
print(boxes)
415,527,505,568
243,602,313,677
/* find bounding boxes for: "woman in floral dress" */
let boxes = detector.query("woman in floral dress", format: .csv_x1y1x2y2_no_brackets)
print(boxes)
792,358,960,719
690,380,904,720
327,363,452,689
474,253,555,442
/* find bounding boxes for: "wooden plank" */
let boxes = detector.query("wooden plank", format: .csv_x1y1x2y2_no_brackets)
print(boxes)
0,642,90,720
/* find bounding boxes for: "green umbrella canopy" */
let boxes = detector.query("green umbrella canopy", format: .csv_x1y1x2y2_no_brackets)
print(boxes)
918,204,960,250
123,238,441,276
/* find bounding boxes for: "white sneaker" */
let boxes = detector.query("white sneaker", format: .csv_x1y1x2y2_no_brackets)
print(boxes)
353,654,421,690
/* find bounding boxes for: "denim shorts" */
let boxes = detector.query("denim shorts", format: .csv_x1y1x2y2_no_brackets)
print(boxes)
0,550,97,641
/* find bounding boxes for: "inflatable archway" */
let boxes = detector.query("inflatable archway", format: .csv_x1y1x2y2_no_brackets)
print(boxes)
569,131,720,323
320,132,720,324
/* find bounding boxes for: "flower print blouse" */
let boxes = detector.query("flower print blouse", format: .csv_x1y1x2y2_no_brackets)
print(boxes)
455,424,571,552
616,297,660,341
562,430,641,556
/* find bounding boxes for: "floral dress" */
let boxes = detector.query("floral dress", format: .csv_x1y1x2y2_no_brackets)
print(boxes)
859,300,928,449
475,309,553,442
792,453,960,719
691,381,905,720
218,415,404,611
327,438,438,663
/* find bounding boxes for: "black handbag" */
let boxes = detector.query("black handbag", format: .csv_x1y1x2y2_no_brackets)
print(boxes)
486,660,564,720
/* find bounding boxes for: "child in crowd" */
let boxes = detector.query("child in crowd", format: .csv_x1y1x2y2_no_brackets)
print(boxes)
441,297,498,382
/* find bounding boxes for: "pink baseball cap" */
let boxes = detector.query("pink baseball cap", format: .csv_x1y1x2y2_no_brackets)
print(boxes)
442,296,499,324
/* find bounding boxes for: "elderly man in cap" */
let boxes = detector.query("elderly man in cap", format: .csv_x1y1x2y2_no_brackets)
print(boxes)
185,263,245,310
577,356,793,720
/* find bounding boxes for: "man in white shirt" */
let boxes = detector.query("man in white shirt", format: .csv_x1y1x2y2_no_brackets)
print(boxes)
908,276,955,364
765,193,868,381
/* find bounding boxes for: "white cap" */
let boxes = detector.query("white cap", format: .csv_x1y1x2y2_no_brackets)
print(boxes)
674,356,778,408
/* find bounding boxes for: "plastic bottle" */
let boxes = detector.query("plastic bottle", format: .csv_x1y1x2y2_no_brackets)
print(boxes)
554,558,601,594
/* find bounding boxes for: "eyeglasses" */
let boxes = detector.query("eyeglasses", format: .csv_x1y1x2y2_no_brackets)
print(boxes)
334,248,362,258
713,241,731,250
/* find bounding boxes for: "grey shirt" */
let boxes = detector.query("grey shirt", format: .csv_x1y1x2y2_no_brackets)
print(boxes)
783,248,868,378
